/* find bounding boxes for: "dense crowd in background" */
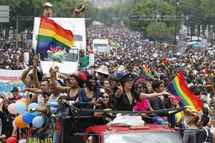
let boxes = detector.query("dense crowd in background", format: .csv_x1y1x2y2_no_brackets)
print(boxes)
0,25,214,143
0,29,33,70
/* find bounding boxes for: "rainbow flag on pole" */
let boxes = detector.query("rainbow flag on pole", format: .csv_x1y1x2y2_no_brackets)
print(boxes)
168,72,203,111
37,16,74,56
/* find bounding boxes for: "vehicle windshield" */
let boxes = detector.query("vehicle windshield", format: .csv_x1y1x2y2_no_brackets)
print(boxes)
104,132,183,143
94,44,108,47
94,44,108,49
94,44,109,53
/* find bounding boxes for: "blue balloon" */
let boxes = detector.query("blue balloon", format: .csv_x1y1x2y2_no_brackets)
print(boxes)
48,101,59,114
48,101,59,107
28,103,39,116
32,116,44,128
50,107,58,114
15,102,27,114
22,112,35,124
28,103,39,110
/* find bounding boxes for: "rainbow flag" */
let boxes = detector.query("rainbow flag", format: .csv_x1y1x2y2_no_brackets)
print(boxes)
37,16,74,56
168,72,203,111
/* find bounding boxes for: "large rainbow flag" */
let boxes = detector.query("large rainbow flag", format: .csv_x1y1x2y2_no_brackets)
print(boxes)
168,72,203,111
37,16,74,56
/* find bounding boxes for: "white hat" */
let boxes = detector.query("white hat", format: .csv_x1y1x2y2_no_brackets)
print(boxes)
43,2,53,8
95,65,109,75
117,65,125,72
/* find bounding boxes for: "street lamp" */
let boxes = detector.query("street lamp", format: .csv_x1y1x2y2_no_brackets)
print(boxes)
174,0,180,44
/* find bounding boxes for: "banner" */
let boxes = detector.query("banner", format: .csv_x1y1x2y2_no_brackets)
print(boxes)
0,69,25,93
0,69,23,82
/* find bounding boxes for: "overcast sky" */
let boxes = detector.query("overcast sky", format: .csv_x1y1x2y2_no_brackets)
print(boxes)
92,0,131,8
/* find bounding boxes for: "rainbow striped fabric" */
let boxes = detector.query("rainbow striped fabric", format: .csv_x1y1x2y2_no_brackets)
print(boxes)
168,72,203,111
36,16,74,56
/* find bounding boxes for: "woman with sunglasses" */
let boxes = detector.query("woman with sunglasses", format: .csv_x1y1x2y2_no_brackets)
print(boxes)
113,73,137,111
94,89,113,124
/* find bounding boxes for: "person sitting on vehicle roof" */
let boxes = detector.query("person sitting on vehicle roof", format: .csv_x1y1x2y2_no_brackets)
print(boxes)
42,2,53,17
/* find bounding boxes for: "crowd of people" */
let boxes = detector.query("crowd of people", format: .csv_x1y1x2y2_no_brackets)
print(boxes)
0,29,33,70
0,25,214,143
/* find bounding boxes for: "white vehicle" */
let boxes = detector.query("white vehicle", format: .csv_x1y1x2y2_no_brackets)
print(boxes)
93,39,110,54
186,36,203,48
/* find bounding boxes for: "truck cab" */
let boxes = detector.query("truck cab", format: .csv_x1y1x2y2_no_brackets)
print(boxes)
85,124,183,143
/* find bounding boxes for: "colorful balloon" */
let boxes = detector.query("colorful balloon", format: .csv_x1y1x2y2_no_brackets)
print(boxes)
6,136,17,143
48,101,58,107
15,101,26,114
50,107,58,114
48,101,58,114
20,98,28,105
22,112,35,124
15,115,27,128
28,103,39,111
32,116,44,128
8,103,17,115
28,103,39,116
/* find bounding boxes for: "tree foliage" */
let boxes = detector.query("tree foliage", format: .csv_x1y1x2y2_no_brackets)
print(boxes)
0,0,97,30
1,0,215,41
126,0,215,41
127,0,175,41
146,22,174,42
200,0,215,18
0,0,95,17
131,0,175,16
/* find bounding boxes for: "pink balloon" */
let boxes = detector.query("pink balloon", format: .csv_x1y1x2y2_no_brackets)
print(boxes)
8,103,17,115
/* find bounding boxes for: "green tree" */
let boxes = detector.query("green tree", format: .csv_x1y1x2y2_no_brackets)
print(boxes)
0,0,96,18
0,0,46,16
130,0,175,17
126,0,175,40
200,0,215,18
200,0,215,41
0,0,97,30
179,0,203,37
146,22,174,42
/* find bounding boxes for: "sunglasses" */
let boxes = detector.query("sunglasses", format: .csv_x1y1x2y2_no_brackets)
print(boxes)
102,93,109,99
103,96,109,99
